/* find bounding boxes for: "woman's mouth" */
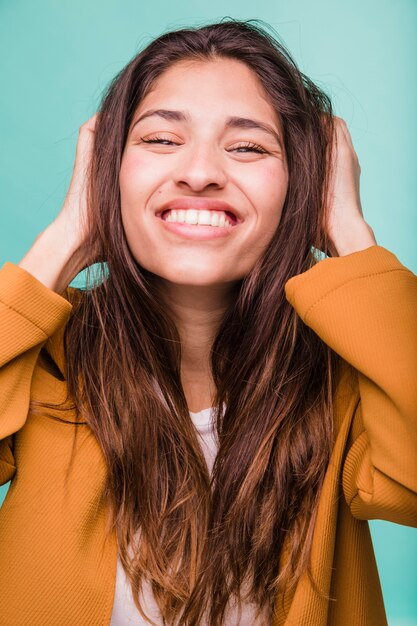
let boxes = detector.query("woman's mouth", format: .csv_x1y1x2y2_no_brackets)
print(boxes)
161,208,237,227
157,208,241,240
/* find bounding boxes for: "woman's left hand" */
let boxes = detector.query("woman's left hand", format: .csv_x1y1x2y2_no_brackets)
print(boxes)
324,116,377,257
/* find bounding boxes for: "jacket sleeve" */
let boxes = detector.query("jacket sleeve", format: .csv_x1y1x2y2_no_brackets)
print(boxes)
0,261,73,486
284,245,417,527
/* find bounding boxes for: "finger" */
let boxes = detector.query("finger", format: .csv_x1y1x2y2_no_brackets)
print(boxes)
334,117,356,151
82,112,100,133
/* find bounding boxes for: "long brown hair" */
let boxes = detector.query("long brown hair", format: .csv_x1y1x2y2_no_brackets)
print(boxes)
40,18,341,625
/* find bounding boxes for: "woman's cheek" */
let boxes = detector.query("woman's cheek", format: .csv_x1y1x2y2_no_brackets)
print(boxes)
120,151,145,189
247,162,288,216
120,149,163,195
267,162,288,208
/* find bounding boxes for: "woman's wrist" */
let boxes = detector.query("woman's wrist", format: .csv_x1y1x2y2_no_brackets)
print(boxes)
330,219,378,257
18,220,82,294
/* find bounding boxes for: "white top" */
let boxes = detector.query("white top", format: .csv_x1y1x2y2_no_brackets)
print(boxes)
110,407,269,625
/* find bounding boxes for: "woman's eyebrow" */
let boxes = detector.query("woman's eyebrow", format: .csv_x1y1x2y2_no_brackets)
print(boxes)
131,108,283,148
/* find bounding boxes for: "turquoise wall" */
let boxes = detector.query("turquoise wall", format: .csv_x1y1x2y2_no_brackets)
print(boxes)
0,1,416,624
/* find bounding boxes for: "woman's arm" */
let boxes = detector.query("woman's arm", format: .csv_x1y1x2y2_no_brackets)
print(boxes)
0,262,73,485
284,244,417,526
0,114,98,484
284,118,417,526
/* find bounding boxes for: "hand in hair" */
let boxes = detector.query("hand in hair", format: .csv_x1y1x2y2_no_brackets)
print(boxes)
53,113,100,258
18,113,100,294
324,116,377,257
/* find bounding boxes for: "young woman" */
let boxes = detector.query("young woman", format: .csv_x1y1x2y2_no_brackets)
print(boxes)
0,18,416,626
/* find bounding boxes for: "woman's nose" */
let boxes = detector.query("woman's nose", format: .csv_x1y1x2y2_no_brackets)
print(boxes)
173,143,228,192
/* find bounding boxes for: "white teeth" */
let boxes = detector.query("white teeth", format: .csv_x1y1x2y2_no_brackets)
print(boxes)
185,209,198,224
210,212,219,227
197,210,212,225
163,209,234,227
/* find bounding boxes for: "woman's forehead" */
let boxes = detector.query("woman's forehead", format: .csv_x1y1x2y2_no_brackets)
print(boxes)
133,59,282,133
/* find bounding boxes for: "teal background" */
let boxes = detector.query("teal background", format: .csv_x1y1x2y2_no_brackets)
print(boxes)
0,1,416,624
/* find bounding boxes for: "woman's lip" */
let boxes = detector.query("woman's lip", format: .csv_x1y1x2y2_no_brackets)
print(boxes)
156,215,239,240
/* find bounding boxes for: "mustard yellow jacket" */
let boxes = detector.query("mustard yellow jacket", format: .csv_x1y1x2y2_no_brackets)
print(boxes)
0,245,416,625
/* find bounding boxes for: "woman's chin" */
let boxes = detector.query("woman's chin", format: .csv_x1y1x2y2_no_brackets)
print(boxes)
153,266,241,288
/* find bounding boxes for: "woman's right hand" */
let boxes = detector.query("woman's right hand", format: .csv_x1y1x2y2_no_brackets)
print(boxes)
53,112,99,260
18,112,101,294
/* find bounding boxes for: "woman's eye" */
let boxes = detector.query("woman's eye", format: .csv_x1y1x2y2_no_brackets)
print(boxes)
231,143,267,154
140,137,267,154
141,137,176,145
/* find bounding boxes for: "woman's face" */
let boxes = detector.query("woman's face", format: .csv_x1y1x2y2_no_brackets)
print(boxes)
120,57,288,286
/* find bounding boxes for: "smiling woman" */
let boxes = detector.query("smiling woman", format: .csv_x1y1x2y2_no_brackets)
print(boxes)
0,16,416,626
119,57,288,287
